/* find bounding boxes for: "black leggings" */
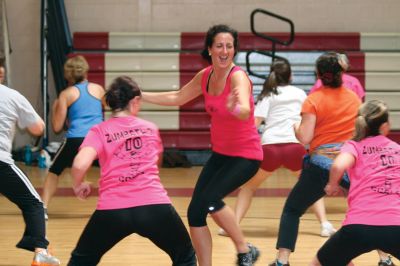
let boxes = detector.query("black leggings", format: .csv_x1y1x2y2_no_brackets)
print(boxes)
317,224,400,266
276,161,342,251
67,204,196,266
276,158,395,258
187,152,260,227
0,161,48,251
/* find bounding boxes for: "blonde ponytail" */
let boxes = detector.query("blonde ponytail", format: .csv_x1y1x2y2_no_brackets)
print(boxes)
352,100,389,142
353,115,368,141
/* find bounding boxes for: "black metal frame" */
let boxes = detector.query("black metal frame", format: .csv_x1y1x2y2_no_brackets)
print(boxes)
40,0,72,147
245,8,295,80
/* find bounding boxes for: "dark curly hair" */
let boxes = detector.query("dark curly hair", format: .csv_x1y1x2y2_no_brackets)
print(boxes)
201,24,239,63
316,52,343,88
105,76,141,111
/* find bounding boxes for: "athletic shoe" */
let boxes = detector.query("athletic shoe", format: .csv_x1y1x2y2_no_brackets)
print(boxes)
31,250,60,266
237,243,260,266
379,256,396,266
268,260,290,266
217,228,229,237
44,208,48,221
320,221,336,237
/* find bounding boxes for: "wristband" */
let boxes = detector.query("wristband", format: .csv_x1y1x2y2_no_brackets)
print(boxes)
231,104,241,116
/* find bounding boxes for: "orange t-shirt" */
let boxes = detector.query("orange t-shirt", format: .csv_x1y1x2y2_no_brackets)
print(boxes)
302,86,361,153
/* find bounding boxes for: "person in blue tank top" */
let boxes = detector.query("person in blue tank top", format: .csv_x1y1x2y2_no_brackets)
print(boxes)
41,55,105,219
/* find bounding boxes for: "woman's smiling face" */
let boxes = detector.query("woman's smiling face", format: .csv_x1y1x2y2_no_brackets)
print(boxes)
208,32,235,68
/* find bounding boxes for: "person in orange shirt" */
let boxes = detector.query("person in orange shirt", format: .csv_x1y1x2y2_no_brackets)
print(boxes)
268,52,361,266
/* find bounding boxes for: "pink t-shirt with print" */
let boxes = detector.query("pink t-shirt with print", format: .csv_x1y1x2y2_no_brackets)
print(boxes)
310,73,365,99
80,116,171,210
341,135,400,226
201,66,262,161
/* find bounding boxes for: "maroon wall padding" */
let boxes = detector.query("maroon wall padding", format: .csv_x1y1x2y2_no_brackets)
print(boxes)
87,72,105,87
180,96,205,111
388,131,400,143
160,131,211,149
179,53,209,72
181,32,361,51
345,51,365,73
69,53,105,72
73,32,109,50
180,33,206,51
180,72,197,85
179,112,210,130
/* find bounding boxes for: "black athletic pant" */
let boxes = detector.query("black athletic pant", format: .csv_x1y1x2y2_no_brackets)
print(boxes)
276,160,348,251
187,152,260,227
0,161,49,251
317,224,400,266
68,204,196,266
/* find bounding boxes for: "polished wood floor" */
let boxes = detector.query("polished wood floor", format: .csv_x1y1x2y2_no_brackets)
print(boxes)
0,164,398,266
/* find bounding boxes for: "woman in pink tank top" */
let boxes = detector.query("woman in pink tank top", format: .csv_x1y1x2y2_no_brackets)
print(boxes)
143,24,262,266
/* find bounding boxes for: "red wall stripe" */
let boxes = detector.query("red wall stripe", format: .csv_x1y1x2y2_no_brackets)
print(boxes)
181,32,361,51
179,112,210,130
87,72,105,88
73,32,109,50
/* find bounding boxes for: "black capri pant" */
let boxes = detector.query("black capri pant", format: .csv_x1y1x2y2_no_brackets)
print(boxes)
187,152,260,227
317,224,400,266
0,161,48,251
67,204,196,266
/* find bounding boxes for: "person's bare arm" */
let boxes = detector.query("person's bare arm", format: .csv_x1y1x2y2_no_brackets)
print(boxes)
142,71,203,106
227,71,252,120
71,146,97,199
51,90,69,133
293,113,316,145
26,118,45,136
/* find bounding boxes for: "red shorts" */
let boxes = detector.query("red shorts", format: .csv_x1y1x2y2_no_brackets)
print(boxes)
260,143,306,172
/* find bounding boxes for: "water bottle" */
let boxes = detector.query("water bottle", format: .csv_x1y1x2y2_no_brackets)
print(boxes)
24,145,32,165
38,150,46,168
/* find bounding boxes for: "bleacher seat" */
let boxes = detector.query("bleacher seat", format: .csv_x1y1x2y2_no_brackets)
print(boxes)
73,31,400,154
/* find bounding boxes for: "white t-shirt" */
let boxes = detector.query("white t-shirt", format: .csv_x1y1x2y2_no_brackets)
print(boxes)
254,85,307,145
0,85,41,164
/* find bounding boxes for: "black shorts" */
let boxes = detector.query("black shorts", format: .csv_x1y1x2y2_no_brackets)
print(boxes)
49,138,85,175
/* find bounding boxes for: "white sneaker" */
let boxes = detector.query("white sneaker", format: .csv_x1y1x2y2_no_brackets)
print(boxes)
320,221,336,237
32,250,60,266
217,228,229,237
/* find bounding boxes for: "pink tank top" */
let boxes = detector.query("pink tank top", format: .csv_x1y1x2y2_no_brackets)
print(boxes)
201,66,262,161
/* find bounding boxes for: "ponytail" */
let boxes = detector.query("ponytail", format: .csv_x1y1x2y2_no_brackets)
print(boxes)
257,71,278,102
256,58,291,102
353,115,368,141
353,100,389,142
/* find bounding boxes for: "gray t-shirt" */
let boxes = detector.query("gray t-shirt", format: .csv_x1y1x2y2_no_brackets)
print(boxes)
0,85,41,164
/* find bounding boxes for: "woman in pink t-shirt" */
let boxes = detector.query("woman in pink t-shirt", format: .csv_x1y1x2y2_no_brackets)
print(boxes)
310,100,400,266
67,76,196,266
143,24,262,266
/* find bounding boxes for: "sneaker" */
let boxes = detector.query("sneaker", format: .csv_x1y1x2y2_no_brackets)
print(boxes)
237,243,260,266
218,228,229,237
268,260,290,266
320,221,336,237
379,256,396,266
31,250,60,266
44,208,48,221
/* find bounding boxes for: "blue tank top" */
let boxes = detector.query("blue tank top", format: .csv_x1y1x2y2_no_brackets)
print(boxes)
66,81,103,138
